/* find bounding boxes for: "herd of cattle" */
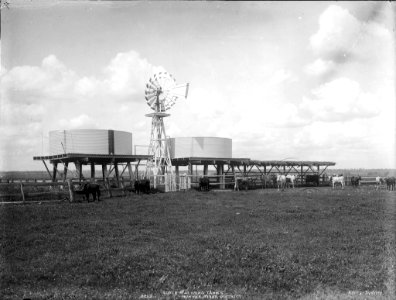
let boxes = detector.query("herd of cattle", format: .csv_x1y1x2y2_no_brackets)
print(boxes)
199,174,396,192
73,174,396,202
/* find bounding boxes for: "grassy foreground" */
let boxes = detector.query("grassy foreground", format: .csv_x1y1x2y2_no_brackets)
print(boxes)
1,187,395,299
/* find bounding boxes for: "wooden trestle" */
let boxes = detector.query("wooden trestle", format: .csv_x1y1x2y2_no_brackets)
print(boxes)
33,154,336,189
171,157,336,188
33,153,152,186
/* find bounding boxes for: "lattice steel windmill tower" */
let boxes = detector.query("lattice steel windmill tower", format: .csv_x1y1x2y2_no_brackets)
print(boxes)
144,71,189,177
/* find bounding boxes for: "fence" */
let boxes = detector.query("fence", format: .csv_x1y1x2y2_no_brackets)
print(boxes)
1,174,385,203
0,180,71,204
0,178,130,204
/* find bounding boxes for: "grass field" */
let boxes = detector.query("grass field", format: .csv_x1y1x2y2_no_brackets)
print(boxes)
1,187,395,299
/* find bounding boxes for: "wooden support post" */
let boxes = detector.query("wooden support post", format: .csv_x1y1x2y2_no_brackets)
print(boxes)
63,162,68,182
75,161,83,183
20,181,25,203
114,163,120,187
220,165,225,189
67,179,75,203
301,165,303,186
42,160,52,180
102,164,107,183
102,165,111,197
127,162,133,186
188,163,192,178
216,164,225,189
203,164,208,176
90,162,95,182
243,164,247,176
175,165,179,177
135,164,139,180
52,163,58,182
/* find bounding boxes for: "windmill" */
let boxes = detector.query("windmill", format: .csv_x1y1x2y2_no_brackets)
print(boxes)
144,71,189,180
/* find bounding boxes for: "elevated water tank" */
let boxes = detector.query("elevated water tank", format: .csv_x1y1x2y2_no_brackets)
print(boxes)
169,137,232,158
49,129,132,155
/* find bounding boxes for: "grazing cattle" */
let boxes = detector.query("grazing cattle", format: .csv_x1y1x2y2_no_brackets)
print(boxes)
385,177,396,191
277,174,286,191
263,174,278,188
134,179,150,194
350,176,361,187
199,177,210,191
305,175,320,186
260,174,272,189
234,177,249,191
286,175,296,188
330,175,344,189
375,176,384,190
75,183,101,202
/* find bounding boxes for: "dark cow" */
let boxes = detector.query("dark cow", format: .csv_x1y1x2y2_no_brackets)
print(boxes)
199,177,210,191
350,176,361,187
385,177,396,191
305,175,320,186
75,183,101,202
270,174,278,188
134,179,151,194
237,178,250,191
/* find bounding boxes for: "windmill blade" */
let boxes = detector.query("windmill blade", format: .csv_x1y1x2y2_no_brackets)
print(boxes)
145,94,157,102
149,77,160,89
145,94,157,103
159,74,175,91
146,95,158,108
146,82,158,91
153,72,164,86
145,89,157,97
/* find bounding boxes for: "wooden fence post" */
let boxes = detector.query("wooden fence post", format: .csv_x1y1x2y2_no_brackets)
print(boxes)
20,181,25,203
67,179,75,203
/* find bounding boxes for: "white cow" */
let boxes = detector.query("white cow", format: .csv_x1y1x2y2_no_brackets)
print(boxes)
286,175,296,188
330,175,344,189
277,174,286,191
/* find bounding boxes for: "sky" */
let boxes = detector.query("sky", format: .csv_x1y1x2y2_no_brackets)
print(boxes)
0,1,395,171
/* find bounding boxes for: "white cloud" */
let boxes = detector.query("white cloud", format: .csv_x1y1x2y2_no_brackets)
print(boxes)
304,59,335,76
309,4,394,65
1,55,77,101
269,69,295,85
58,114,99,129
103,51,153,98
300,77,380,122
310,5,361,59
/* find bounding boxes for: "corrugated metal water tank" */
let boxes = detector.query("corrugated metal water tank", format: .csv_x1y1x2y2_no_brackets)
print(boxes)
169,137,232,158
49,129,132,155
